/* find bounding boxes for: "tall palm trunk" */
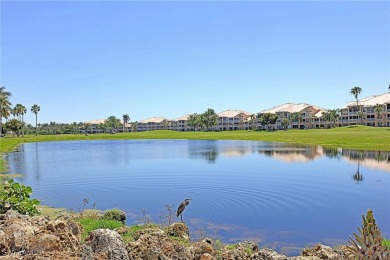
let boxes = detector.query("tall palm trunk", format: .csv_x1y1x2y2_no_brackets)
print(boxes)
35,114,38,136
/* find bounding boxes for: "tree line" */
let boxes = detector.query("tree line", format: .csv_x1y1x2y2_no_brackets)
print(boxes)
0,86,40,137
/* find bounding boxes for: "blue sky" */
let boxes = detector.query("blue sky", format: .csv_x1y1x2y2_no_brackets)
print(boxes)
1,1,389,124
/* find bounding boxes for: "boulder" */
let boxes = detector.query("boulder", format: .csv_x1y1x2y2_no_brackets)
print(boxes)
4,219,34,251
85,229,129,260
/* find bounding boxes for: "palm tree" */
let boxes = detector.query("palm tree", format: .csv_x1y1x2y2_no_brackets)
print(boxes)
131,121,138,132
249,114,257,130
350,86,362,124
329,109,340,128
290,112,303,129
0,87,12,137
350,86,362,107
83,123,92,136
322,112,331,128
31,104,40,136
373,103,384,127
281,118,290,130
122,114,130,133
15,104,27,136
357,111,364,125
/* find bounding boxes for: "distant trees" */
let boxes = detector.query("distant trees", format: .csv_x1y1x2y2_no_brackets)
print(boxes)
202,108,218,131
187,113,201,131
258,113,278,131
105,116,121,132
4,119,22,136
187,109,218,131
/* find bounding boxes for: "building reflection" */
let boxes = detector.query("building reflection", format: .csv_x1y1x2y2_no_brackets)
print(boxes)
186,141,390,172
257,145,324,163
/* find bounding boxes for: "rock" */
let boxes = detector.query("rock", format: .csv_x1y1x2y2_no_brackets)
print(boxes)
256,248,288,260
85,229,129,260
301,244,342,259
2,210,28,221
81,244,94,260
200,253,217,260
291,257,321,260
67,220,83,241
4,219,34,251
132,227,166,240
167,222,190,241
28,233,62,253
221,242,288,260
190,241,215,259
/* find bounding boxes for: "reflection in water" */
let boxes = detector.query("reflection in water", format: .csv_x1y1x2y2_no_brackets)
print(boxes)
190,142,390,173
188,141,219,163
257,145,324,163
351,151,364,183
34,142,41,181
341,149,390,173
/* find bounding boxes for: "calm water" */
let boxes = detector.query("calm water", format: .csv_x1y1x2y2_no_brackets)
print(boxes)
5,140,390,256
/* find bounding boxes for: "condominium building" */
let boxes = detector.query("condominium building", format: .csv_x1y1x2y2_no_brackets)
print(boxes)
85,119,131,133
258,103,326,130
137,117,169,132
216,110,252,131
340,92,390,127
172,114,191,131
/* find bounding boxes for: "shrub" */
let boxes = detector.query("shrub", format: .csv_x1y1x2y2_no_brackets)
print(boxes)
348,209,390,259
0,179,40,215
103,209,126,224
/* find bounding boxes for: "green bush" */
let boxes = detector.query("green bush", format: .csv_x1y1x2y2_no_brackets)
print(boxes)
0,179,40,215
103,208,126,224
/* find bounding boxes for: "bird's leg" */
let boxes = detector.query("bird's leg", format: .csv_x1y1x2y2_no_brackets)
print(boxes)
180,214,183,222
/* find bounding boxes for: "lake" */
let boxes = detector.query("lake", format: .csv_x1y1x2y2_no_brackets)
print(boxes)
5,139,390,256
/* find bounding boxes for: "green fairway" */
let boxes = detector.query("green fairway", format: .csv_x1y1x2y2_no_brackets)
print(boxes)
1,126,389,172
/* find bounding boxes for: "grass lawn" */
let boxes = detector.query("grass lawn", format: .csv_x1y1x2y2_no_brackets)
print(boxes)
1,125,389,172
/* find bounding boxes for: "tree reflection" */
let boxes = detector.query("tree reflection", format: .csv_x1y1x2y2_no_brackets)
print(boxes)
188,142,219,164
352,151,364,183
